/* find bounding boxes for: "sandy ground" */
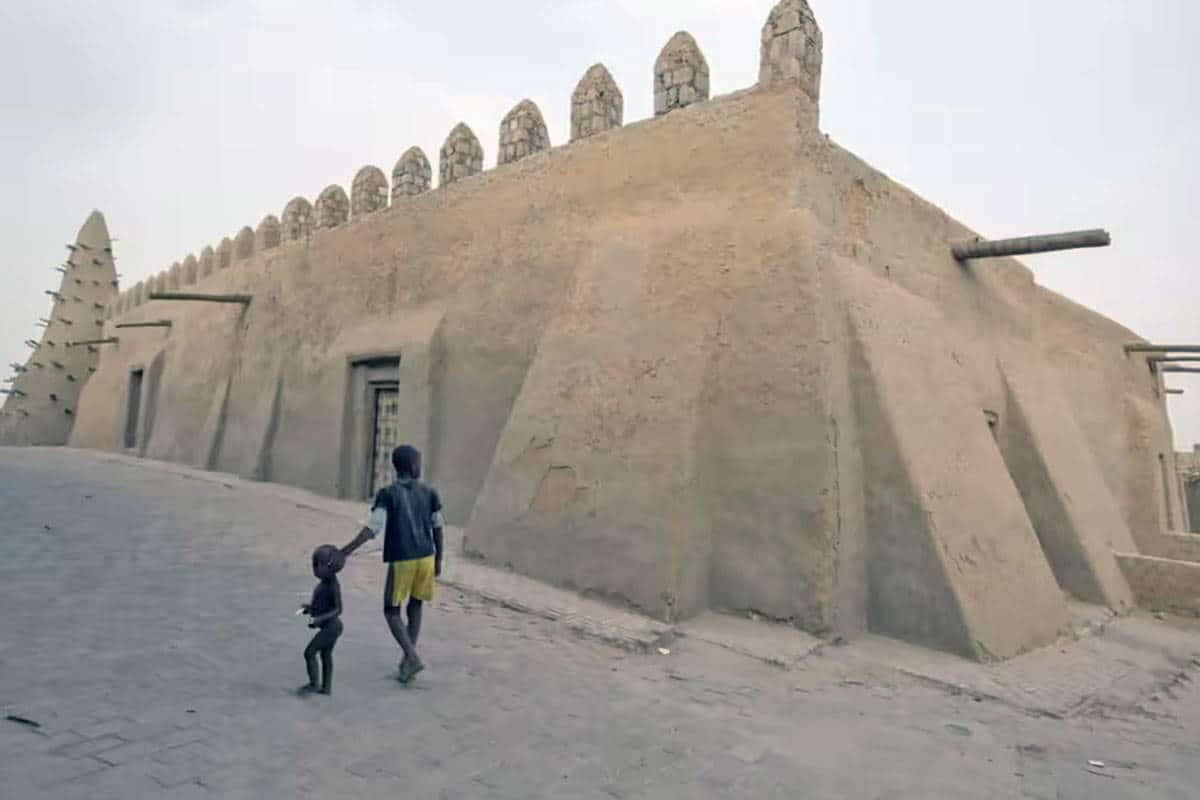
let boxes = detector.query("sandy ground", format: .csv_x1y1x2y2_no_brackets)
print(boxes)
2,447,1199,799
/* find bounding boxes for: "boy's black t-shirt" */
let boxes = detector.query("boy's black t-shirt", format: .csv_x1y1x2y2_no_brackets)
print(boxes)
373,478,443,563
309,578,341,625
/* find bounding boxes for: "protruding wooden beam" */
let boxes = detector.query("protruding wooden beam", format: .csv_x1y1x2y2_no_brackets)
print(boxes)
115,320,173,329
66,337,118,347
952,229,1111,261
1162,366,1200,374
1125,344,1200,354
1149,356,1200,363
148,292,252,305
1166,389,1184,395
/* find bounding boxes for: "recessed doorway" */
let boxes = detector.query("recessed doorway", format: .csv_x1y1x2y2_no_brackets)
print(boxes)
124,368,143,449
369,383,400,497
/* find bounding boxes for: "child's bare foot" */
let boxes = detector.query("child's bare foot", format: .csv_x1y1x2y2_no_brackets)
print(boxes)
318,687,331,695
398,657,425,683
296,684,319,696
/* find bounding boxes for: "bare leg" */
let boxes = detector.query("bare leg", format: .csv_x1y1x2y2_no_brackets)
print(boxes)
407,598,423,646
385,608,418,663
319,648,334,694
299,635,321,693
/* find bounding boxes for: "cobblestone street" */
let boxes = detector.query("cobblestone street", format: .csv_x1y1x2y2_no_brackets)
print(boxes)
3,447,1200,798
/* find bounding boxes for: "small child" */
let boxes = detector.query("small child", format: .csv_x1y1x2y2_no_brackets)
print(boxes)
297,544,345,696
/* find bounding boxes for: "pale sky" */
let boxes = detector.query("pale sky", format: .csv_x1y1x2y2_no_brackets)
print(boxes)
1,1,1197,448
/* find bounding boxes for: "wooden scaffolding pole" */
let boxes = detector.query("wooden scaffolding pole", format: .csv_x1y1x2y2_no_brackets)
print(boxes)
1125,344,1200,354
952,229,1110,261
147,292,251,305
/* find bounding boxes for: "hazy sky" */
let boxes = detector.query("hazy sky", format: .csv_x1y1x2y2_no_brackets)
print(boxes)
1,1,1197,447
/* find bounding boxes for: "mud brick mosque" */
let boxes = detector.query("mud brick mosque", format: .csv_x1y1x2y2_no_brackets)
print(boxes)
5,0,1199,660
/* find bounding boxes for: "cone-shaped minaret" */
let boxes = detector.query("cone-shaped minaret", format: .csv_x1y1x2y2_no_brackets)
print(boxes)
0,210,118,444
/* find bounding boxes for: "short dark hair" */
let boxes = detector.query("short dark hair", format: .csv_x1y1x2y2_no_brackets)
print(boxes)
391,444,421,479
312,544,345,574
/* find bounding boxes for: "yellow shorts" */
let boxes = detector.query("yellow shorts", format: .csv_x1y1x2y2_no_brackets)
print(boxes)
384,556,436,608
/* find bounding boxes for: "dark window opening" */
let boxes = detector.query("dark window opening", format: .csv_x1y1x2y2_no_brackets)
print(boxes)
125,369,144,449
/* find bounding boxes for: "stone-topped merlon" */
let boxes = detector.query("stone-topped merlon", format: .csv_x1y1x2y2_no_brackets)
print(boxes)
571,63,623,142
393,147,432,199
760,0,823,106
498,100,551,166
199,246,215,278
182,255,198,285
217,238,233,270
234,226,255,260
256,215,281,250
440,123,484,186
654,31,709,116
351,166,389,217
281,197,314,242
315,185,349,229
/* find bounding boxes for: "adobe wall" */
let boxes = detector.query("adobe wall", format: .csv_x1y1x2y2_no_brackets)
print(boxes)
1180,448,1199,532
65,0,1183,659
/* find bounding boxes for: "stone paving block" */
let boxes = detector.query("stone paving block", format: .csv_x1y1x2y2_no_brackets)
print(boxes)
105,719,185,743
161,781,210,799
24,729,86,754
0,724,48,756
55,734,126,758
346,747,406,779
146,759,211,789
91,737,169,766
19,754,109,788
150,739,223,767
74,716,136,739
58,760,163,800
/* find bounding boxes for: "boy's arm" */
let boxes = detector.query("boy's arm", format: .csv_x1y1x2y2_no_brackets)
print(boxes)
433,525,444,576
340,527,374,558
431,493,445,576
341,502,387,557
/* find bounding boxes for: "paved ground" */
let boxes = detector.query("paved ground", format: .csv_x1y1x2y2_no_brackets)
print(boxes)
3,448,1200,798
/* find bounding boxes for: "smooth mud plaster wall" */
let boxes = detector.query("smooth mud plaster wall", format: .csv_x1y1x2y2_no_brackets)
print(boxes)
73,82,1180,660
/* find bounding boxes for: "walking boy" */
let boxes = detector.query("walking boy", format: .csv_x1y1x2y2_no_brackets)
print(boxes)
342,444,444,683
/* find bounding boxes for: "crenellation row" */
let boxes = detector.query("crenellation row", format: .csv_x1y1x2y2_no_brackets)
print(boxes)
112,1,823,317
